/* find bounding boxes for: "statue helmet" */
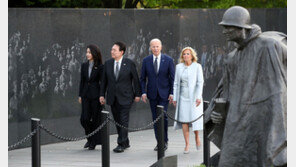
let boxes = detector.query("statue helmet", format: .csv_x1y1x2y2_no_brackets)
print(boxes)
219,6,252,29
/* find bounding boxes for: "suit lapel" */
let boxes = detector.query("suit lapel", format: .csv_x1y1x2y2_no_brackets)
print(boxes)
117,58,126,81
110,59,116,81
86,61,90,80
89,65,98,80
187,63,197,100
158,54,165,76
149,55,157,76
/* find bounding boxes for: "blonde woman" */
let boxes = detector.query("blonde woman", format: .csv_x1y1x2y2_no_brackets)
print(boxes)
172,47,204,154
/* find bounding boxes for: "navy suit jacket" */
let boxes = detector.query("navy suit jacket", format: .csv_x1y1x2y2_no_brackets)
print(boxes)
140,54,175,100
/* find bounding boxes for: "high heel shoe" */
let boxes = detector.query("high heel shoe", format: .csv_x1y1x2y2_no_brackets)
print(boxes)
183,147,190,154
196,145,201,150
183,150,190,154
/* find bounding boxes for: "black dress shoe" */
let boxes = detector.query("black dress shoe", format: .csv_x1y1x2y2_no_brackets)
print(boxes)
84,141,90,148
123,145,130,149
164,143,168,151
154,143,168,151
113,145,124,153
88,144,96,150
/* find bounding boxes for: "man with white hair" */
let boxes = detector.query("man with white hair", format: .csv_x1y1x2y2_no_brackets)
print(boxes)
140,38,175,151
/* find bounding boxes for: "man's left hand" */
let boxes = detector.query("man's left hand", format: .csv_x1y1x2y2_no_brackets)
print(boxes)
134,97,140,102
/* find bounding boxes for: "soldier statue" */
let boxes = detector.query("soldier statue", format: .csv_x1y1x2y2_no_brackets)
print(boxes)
204,6,287,167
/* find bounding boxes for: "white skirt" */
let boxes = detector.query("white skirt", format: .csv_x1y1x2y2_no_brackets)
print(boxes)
178,96,192,122
176,97,203,131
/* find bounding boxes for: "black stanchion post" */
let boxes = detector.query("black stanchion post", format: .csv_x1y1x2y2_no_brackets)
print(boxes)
31,118,41,167
203,101,210,166
101,111,110,167
156,105,165,160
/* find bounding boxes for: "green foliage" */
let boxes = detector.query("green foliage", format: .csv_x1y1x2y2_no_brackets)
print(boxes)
191,164,207,167
140,0,286,9
9,0,287,8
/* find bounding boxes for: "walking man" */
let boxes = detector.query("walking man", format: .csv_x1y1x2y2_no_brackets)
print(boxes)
140,38,175,151
100,41,141,153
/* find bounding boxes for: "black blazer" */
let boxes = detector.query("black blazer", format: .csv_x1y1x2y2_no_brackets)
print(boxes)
79,61,104,99
100,58,141,106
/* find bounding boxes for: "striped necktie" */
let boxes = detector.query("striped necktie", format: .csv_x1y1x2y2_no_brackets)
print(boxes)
115,62,119,80
154,57,158,74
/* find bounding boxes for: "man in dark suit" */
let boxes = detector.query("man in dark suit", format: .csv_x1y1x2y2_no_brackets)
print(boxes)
140,38,175,151
100,41,141,153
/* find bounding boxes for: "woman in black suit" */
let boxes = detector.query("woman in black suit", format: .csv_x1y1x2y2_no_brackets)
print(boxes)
78,44,103,150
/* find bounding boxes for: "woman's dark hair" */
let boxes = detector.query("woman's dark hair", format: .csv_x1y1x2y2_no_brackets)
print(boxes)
114,41,126,55
87,44,103,66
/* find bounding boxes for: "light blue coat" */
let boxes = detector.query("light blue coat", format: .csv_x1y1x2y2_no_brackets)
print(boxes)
173,62,204,131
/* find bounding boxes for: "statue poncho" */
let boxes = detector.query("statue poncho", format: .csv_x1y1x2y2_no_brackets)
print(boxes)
205,24,287,167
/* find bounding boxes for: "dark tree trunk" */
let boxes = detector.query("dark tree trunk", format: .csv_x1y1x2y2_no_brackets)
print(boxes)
125,0,140,8
102,0,122,8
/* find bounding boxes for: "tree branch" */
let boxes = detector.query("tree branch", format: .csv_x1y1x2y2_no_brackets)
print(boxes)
138,0,147,8
125,0,139,8
132,0,140,8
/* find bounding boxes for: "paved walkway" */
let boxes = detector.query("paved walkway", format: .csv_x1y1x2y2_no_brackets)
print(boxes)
9,127,219,167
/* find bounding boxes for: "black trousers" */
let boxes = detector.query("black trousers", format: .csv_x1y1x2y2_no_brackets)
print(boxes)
111,97,131,147
80,98,102,145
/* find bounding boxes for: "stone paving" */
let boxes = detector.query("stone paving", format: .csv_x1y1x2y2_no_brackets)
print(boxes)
8,127,219,167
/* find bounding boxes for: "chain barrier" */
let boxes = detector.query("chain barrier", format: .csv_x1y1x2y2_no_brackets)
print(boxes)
108,112,164,131
8,110,201,151
39,118,109,142
9,110,163,150
8,128,38,151
164,109,204,124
